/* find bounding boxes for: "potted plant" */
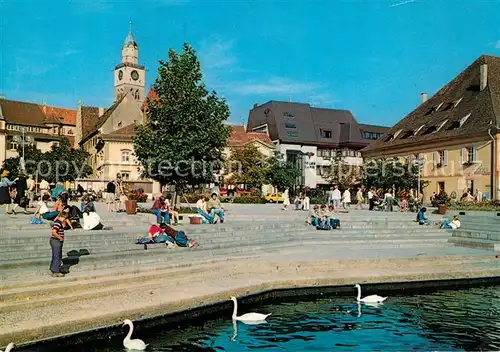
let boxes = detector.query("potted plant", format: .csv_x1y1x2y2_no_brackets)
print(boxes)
435,191,450,215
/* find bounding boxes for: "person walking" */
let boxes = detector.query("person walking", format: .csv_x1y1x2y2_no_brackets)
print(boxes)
342,188,351,211
355,187,365,210
0,170,15,214
303,193,310,211
105,179,116,212
282,188,290,211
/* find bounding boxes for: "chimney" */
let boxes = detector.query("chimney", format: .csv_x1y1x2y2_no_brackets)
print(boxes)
420,92,427,104
253,103,259,109
480,64,488,91
98,107,105,116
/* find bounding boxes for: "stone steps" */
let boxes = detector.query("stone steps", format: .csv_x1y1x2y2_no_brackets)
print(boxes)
448,237,500,251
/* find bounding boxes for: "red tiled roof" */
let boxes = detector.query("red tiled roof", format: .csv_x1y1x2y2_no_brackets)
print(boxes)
43,106,76,125
141,88,159,112
101,123,137,142
228,125,273,147
0,98,77,127
81,106,100,142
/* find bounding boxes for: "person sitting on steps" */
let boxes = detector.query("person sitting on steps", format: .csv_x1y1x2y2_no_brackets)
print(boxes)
207,193,224,224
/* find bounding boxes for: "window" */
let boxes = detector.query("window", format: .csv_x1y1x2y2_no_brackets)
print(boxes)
117,121,123,129
454,97,463,108
441,102,455,111
459,113,471,127
68,129,73,135
424,107,435,116
320,129,332,138
362,131,383,140
120,172,130,180
9,141,18,150
121,150,131,162
438,150,448,166
285,123,296,129
393,129,403,139
286,131,298,137
283,112,295,119
435,102,443,111
467,147,477,164
318,149,331,158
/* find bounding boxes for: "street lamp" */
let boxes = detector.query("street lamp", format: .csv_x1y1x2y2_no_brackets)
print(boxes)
412,157,425,196
12,127,34,171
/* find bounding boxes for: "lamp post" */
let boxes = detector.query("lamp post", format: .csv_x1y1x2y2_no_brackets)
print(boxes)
413,158,425,196
12,127,34,172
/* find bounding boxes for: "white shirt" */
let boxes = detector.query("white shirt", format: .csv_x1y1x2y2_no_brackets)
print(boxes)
342,190,351,203
196,199,206,212
451,220,461,229
40,180,49,190
368,191,373,200
332,189,341,200
27,178,35,191
38,200,49,215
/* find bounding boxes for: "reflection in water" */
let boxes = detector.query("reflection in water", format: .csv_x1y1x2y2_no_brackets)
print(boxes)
24,286,500,352
231,319,268,342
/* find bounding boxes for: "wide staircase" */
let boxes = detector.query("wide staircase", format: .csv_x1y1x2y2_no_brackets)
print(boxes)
447,211,500,251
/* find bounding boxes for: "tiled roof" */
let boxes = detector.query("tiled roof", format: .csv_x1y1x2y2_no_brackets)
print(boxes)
0,99,50,127
81,106,100,141
358,123,389,134
0,98,77,127
228,125,273,147
43,106,76,125
81,95,126,142
363,54,500,155
101,123,136,141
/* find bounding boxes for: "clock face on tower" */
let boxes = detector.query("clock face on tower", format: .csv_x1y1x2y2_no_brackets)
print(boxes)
131,70,139,81
118,70,123,80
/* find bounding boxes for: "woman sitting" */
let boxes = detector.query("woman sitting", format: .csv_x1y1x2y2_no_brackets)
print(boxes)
151,196,170,224
164,194,179,225
325,205,341,229
81,196,103,230
440,215,461,229
416,207,429,225
35,194,60,220
309,205,321,226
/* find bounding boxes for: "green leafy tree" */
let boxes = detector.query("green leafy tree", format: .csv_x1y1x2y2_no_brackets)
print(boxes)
266,152,300,191
227,144,267,187
363,158,427,192
1,138,92,182
134,43,231,192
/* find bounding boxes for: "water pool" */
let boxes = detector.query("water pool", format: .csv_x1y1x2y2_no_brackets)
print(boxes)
20,285,500,351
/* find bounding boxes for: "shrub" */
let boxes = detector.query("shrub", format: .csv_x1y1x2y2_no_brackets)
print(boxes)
310,196,328,205
448,200,500,211
232,196,267,204
127,190,148,202
431,191,451,207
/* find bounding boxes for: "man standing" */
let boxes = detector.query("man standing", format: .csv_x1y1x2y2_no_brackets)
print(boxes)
27,174,35,207
368,188,374,211
105,179,116,212
331,185,341,212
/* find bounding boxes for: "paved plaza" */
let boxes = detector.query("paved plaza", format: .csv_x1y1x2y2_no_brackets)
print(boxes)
0,203,498,346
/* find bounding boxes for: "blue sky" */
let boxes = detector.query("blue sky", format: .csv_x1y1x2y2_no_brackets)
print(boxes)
1,0,500,127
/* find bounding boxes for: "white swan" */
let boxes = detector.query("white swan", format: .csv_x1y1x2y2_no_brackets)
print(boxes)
122,319,148,351
355,284,388,303
231,296,271,322
1,343,15,352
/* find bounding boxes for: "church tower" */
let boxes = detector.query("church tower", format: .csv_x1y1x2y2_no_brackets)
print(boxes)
114,22,145,103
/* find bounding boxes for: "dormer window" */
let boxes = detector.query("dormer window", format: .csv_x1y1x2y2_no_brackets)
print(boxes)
459,113,470,127
320,129,332,138
454,97,463,108
423,126,437,135
441,102,454,111
414,124,425,135
393,129,403,139
435,102,443,111
384,134,393,142
424,107,435,116
436,120,448,132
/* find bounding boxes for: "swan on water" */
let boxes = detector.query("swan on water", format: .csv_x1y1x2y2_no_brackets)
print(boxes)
122,319,148,351
0,343,14,352
231,296,271,322
354,284,388,303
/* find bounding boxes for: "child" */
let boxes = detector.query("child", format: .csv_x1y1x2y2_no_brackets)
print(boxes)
50,211,69,277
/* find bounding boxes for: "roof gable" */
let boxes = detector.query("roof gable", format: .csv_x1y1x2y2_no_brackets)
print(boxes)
81,94,127,142
228,125,273,147
363,55,500,154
